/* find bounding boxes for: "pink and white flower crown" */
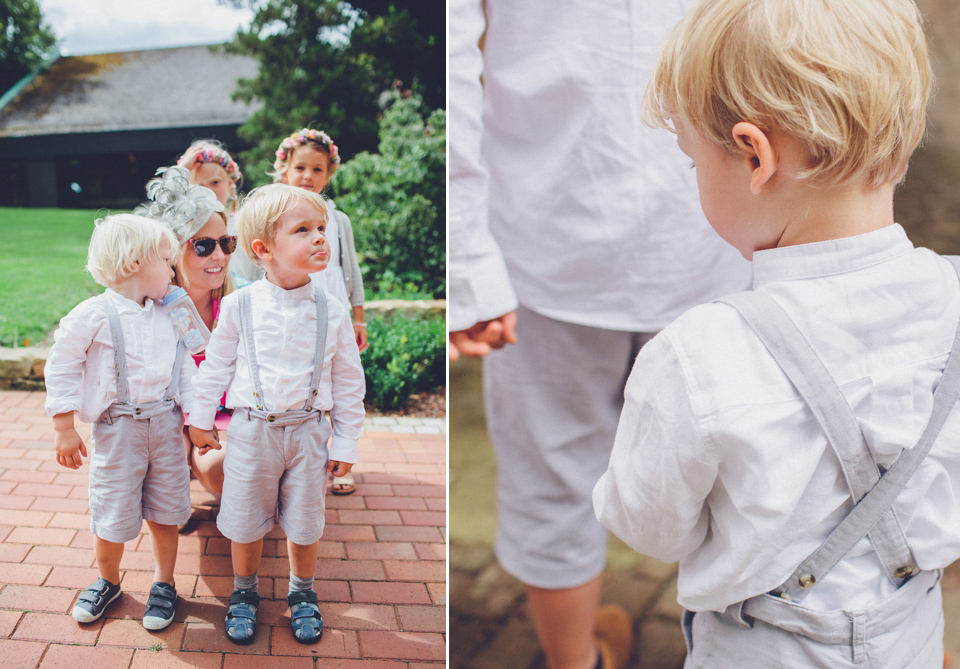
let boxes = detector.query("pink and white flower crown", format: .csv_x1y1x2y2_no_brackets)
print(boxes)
273,128,341,172
178,146,242,185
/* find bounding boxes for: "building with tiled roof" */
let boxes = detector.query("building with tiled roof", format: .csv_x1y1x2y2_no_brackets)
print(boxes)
0,44,260,208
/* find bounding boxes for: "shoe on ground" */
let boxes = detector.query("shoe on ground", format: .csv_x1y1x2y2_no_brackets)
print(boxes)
143,581,177,630
72,577,122,623
288,589,323,643
594,604,633,669
225,589,260,645
331,473,356,495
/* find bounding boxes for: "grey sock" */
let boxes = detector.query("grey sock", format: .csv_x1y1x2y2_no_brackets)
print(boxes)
288,572,315,594
234,572,258,593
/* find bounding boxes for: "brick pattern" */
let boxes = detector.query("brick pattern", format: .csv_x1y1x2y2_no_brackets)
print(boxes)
0,390,446,666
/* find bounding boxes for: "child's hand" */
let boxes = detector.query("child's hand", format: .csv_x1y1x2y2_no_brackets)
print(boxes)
328,460,354,477
55,428,87,469
449,311,518,361
355,324,369,352
188,426,221,455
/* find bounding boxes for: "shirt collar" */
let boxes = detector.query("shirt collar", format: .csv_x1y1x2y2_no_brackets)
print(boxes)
752,224,914,288
105,288,156,313
257,277,315,300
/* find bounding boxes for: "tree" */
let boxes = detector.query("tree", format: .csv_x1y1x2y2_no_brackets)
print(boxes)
221,0,444,186
0,0,57,94
332,88,445,297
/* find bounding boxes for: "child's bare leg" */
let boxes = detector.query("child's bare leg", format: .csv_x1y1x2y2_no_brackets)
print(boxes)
95,536,125,585
287,539,319,579
232,539,264,577
145,521,179,584
526,576,603,669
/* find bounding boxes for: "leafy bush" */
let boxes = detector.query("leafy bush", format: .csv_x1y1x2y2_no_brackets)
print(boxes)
363,311,445,410
333,90,445,298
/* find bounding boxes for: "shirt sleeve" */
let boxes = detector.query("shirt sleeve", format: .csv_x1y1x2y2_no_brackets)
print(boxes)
328,300,366,463
448,0,518,331
43,300,98,418
592,331,719,564
176,345,198,415
190,293,240,429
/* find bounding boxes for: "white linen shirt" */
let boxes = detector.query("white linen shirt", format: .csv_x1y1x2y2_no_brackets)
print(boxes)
190,279,365,464
449,0,752,332
594,225,960,613
44,289,196,423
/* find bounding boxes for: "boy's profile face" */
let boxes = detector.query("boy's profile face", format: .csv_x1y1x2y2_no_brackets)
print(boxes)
675,118,760,260
255,200,329,286
283,145,332,194
131,238,175,304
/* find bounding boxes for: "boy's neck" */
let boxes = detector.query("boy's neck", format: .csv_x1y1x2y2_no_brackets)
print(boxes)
773,180,896,249
107,281,149,306
261,261,311,291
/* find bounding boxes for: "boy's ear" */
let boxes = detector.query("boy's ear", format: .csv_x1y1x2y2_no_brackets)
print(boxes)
731,121,776,195
250,238,271,261
126,259,140,274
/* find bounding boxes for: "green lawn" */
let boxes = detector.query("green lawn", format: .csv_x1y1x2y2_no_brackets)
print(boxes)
0,208,104,347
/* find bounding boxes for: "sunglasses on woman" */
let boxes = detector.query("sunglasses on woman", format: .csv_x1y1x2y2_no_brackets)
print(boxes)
189,235,237,257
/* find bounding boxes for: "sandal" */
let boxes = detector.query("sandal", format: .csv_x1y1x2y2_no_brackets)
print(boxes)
72,577,122,623
287,590,323,644
331,473,356,496
225,589,259,645
143,581,177,630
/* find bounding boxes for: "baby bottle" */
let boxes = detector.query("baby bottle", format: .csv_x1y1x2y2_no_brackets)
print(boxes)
162,286,210,354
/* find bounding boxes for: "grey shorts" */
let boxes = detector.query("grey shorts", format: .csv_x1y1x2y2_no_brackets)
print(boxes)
89,407,191,543
683,570,945,668
483,305,655,589
216,408,331,545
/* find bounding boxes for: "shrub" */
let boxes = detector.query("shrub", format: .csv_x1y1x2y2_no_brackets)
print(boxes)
333,89,445,298
363,311,445,411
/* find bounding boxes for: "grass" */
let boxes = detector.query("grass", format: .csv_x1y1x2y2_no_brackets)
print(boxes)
0,208,104,347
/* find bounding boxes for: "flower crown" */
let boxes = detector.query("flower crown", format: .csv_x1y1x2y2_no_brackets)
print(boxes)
178,146,242,185
273,128,340,173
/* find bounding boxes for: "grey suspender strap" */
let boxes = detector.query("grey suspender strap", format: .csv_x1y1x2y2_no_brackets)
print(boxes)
303,283,328,411
719,285,960,601
238,283,328,413
102,294,184,410
103,295,131,405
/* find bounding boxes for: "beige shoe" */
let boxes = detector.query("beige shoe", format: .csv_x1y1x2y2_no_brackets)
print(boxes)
594,604,633,669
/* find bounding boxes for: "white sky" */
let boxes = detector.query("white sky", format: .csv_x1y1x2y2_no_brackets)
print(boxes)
38,0,255,56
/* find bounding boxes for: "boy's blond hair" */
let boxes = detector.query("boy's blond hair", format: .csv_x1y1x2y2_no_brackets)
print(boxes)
234,183,328,265
645,0,933,186
86,214,181,287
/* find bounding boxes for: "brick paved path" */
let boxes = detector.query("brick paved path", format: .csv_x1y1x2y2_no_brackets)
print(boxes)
0,390,446,668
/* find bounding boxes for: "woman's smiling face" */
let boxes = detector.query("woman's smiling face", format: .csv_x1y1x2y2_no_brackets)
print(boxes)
180,213,230,292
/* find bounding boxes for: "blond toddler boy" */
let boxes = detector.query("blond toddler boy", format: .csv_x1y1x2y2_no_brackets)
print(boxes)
46,214,196,630
188,184,365,645
593,1,960,666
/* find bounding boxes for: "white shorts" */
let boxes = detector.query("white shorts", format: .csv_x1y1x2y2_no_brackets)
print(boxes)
483,305,655,589
89,407,191,543
216,409,331,545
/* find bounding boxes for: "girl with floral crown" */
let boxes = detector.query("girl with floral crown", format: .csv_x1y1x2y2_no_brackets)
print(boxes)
177,140,261,284
272,127,367,496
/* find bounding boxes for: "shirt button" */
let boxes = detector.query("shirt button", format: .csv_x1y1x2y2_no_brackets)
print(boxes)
267,414,275,423
134,408,142,415
798,573,816,588
895,566,914,578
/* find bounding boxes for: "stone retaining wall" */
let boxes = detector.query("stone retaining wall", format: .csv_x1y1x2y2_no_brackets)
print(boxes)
0,299,445,390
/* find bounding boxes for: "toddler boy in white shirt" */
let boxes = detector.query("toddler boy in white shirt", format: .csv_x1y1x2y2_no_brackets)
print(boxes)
188,183,365,646
592,0,960,666
46,214,196,630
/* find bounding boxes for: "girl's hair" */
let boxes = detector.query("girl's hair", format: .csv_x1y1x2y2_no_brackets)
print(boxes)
177,139,242,212
135,166,225,244
86,214,180,287
644,0,932,186
234,183,328,266
269,128,341,183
